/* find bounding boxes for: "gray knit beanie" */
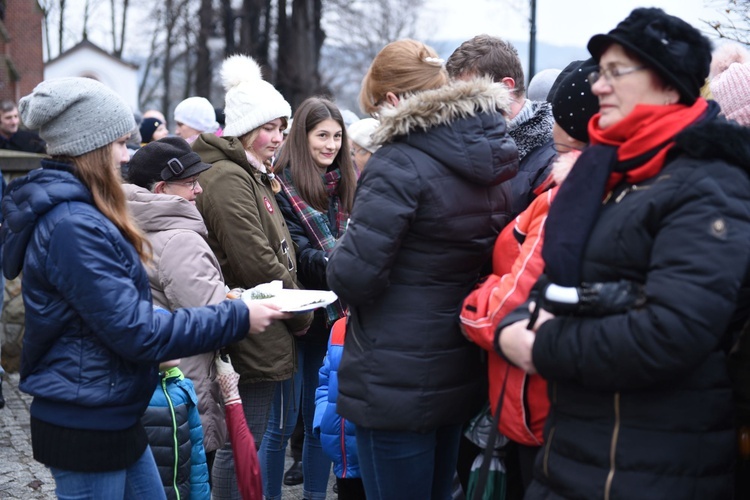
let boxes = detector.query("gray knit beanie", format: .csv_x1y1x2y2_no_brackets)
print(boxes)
19,77,137,157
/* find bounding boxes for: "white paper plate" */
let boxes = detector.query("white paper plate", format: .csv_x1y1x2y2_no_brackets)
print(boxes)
241,288,338,313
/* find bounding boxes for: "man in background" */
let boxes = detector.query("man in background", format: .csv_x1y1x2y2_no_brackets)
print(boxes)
447,35,555,216
0,99,45,153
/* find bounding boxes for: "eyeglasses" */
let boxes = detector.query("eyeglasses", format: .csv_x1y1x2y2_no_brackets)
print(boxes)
351,147,368,157
588,65,646,86
166,178,200,191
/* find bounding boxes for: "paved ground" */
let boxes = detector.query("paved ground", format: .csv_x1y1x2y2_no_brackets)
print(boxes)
0,372,336,499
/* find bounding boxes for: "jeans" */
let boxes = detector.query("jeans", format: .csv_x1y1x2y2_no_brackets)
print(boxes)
49,447,166,500
356,423,464,500
259,340,331,500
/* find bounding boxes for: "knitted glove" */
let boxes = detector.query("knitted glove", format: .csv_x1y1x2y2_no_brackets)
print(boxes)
215,354,241,406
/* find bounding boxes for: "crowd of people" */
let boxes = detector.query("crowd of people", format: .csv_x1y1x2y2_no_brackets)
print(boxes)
2,6,750,500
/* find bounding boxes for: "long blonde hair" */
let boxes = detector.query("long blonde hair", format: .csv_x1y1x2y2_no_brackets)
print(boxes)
359,39,448,115
70,145,151,262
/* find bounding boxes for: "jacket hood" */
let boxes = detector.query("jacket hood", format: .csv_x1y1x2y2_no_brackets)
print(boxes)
373,78,511,144
123,183,208,237
374,78,517,185
674,103,750,174
2,165,92,279
191,132,250,170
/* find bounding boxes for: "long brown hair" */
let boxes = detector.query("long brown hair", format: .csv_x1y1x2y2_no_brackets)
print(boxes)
275,97,356,213
70,145,151,262
359,39,448,115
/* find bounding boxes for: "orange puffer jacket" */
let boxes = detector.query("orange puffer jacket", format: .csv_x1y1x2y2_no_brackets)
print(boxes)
460,187,557,446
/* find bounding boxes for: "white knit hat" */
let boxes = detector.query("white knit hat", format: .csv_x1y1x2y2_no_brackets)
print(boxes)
221,55,291,138
19,77,136,156
174,96,220,133
347,118,381,154
709,42,750,126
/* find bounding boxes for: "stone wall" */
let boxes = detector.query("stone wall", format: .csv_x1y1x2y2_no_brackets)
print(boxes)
1,152,45,373
1,276,22,372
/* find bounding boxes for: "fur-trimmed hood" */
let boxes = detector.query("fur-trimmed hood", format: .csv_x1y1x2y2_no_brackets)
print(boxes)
372,78,512,145
370,78,517,186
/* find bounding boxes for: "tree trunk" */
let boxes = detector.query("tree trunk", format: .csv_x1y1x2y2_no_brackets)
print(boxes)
220,0,235,55
116,0,130,57
276,0,325,110
195,0,213,98
58,0,65,55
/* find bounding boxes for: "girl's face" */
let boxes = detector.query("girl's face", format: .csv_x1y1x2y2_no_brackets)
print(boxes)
112,134,130,170
251,118,286,162
307,118,342,170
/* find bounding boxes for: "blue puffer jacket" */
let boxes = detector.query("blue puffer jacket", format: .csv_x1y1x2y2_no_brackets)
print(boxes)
143,367,210,500
313,318,358,479
1,161,250,432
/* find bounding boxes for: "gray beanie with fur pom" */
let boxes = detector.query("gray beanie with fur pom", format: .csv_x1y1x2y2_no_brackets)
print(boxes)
19,77,136,157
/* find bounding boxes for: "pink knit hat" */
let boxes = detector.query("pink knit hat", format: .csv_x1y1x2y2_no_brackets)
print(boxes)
709,42,750,126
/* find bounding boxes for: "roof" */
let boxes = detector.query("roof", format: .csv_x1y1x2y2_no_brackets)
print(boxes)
45,39,138,70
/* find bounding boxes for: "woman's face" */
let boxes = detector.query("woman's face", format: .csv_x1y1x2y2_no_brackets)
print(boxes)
307,118,342,170
251,118,286,162
152,123,169,141
591,44,678,129
160,175,202,204
112,134,130,170
351,142,372,171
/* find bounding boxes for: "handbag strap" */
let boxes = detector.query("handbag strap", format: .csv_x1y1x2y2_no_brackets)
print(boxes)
471,363,511,500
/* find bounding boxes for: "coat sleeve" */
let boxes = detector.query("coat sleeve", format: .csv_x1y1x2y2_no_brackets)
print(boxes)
201,164,303,291
313,341,332,439
45,214,250,363
276,191,328,290
326,150,420,305
160,231,228,309
533,170,750,390
461,192,551,352
200,164,311,333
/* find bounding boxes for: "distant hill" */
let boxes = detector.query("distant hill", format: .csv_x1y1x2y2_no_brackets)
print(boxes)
429,38,590,82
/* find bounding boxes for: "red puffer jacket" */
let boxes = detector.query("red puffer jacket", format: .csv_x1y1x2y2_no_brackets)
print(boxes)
460,187,556,446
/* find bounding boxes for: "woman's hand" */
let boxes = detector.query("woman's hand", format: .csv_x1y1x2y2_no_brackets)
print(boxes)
244,302,292,334
497,319,537,374
530,304,555,332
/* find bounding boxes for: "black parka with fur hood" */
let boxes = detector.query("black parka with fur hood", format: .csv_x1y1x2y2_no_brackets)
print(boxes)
326,78,519,431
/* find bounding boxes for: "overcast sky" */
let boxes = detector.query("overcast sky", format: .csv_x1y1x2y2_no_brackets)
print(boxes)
421,0,723,48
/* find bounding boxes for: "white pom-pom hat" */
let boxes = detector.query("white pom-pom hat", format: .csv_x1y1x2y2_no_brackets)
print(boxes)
221,54,291,138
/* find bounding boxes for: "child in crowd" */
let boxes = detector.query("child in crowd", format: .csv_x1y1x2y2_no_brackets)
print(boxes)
142,357,210,500
314,317,365,500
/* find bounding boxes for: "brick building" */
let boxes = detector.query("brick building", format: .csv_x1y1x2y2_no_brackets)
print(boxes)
0,0,44,104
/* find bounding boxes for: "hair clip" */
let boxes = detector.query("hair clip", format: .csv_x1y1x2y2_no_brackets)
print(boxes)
424,57,445,65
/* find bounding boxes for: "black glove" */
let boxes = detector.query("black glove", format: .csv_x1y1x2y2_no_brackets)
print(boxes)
532,278,646,321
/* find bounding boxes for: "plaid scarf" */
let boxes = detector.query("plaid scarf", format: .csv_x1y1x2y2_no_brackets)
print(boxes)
279,168,348,325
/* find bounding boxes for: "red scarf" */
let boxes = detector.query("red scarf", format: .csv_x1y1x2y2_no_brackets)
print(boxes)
588,98,708,192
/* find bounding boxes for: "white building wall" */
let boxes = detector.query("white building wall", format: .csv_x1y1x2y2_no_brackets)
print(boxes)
45,49,140,111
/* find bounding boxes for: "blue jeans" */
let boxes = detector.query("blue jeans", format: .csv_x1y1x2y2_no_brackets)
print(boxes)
50,447,166,500
356,423,464,500
259,340,331,500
